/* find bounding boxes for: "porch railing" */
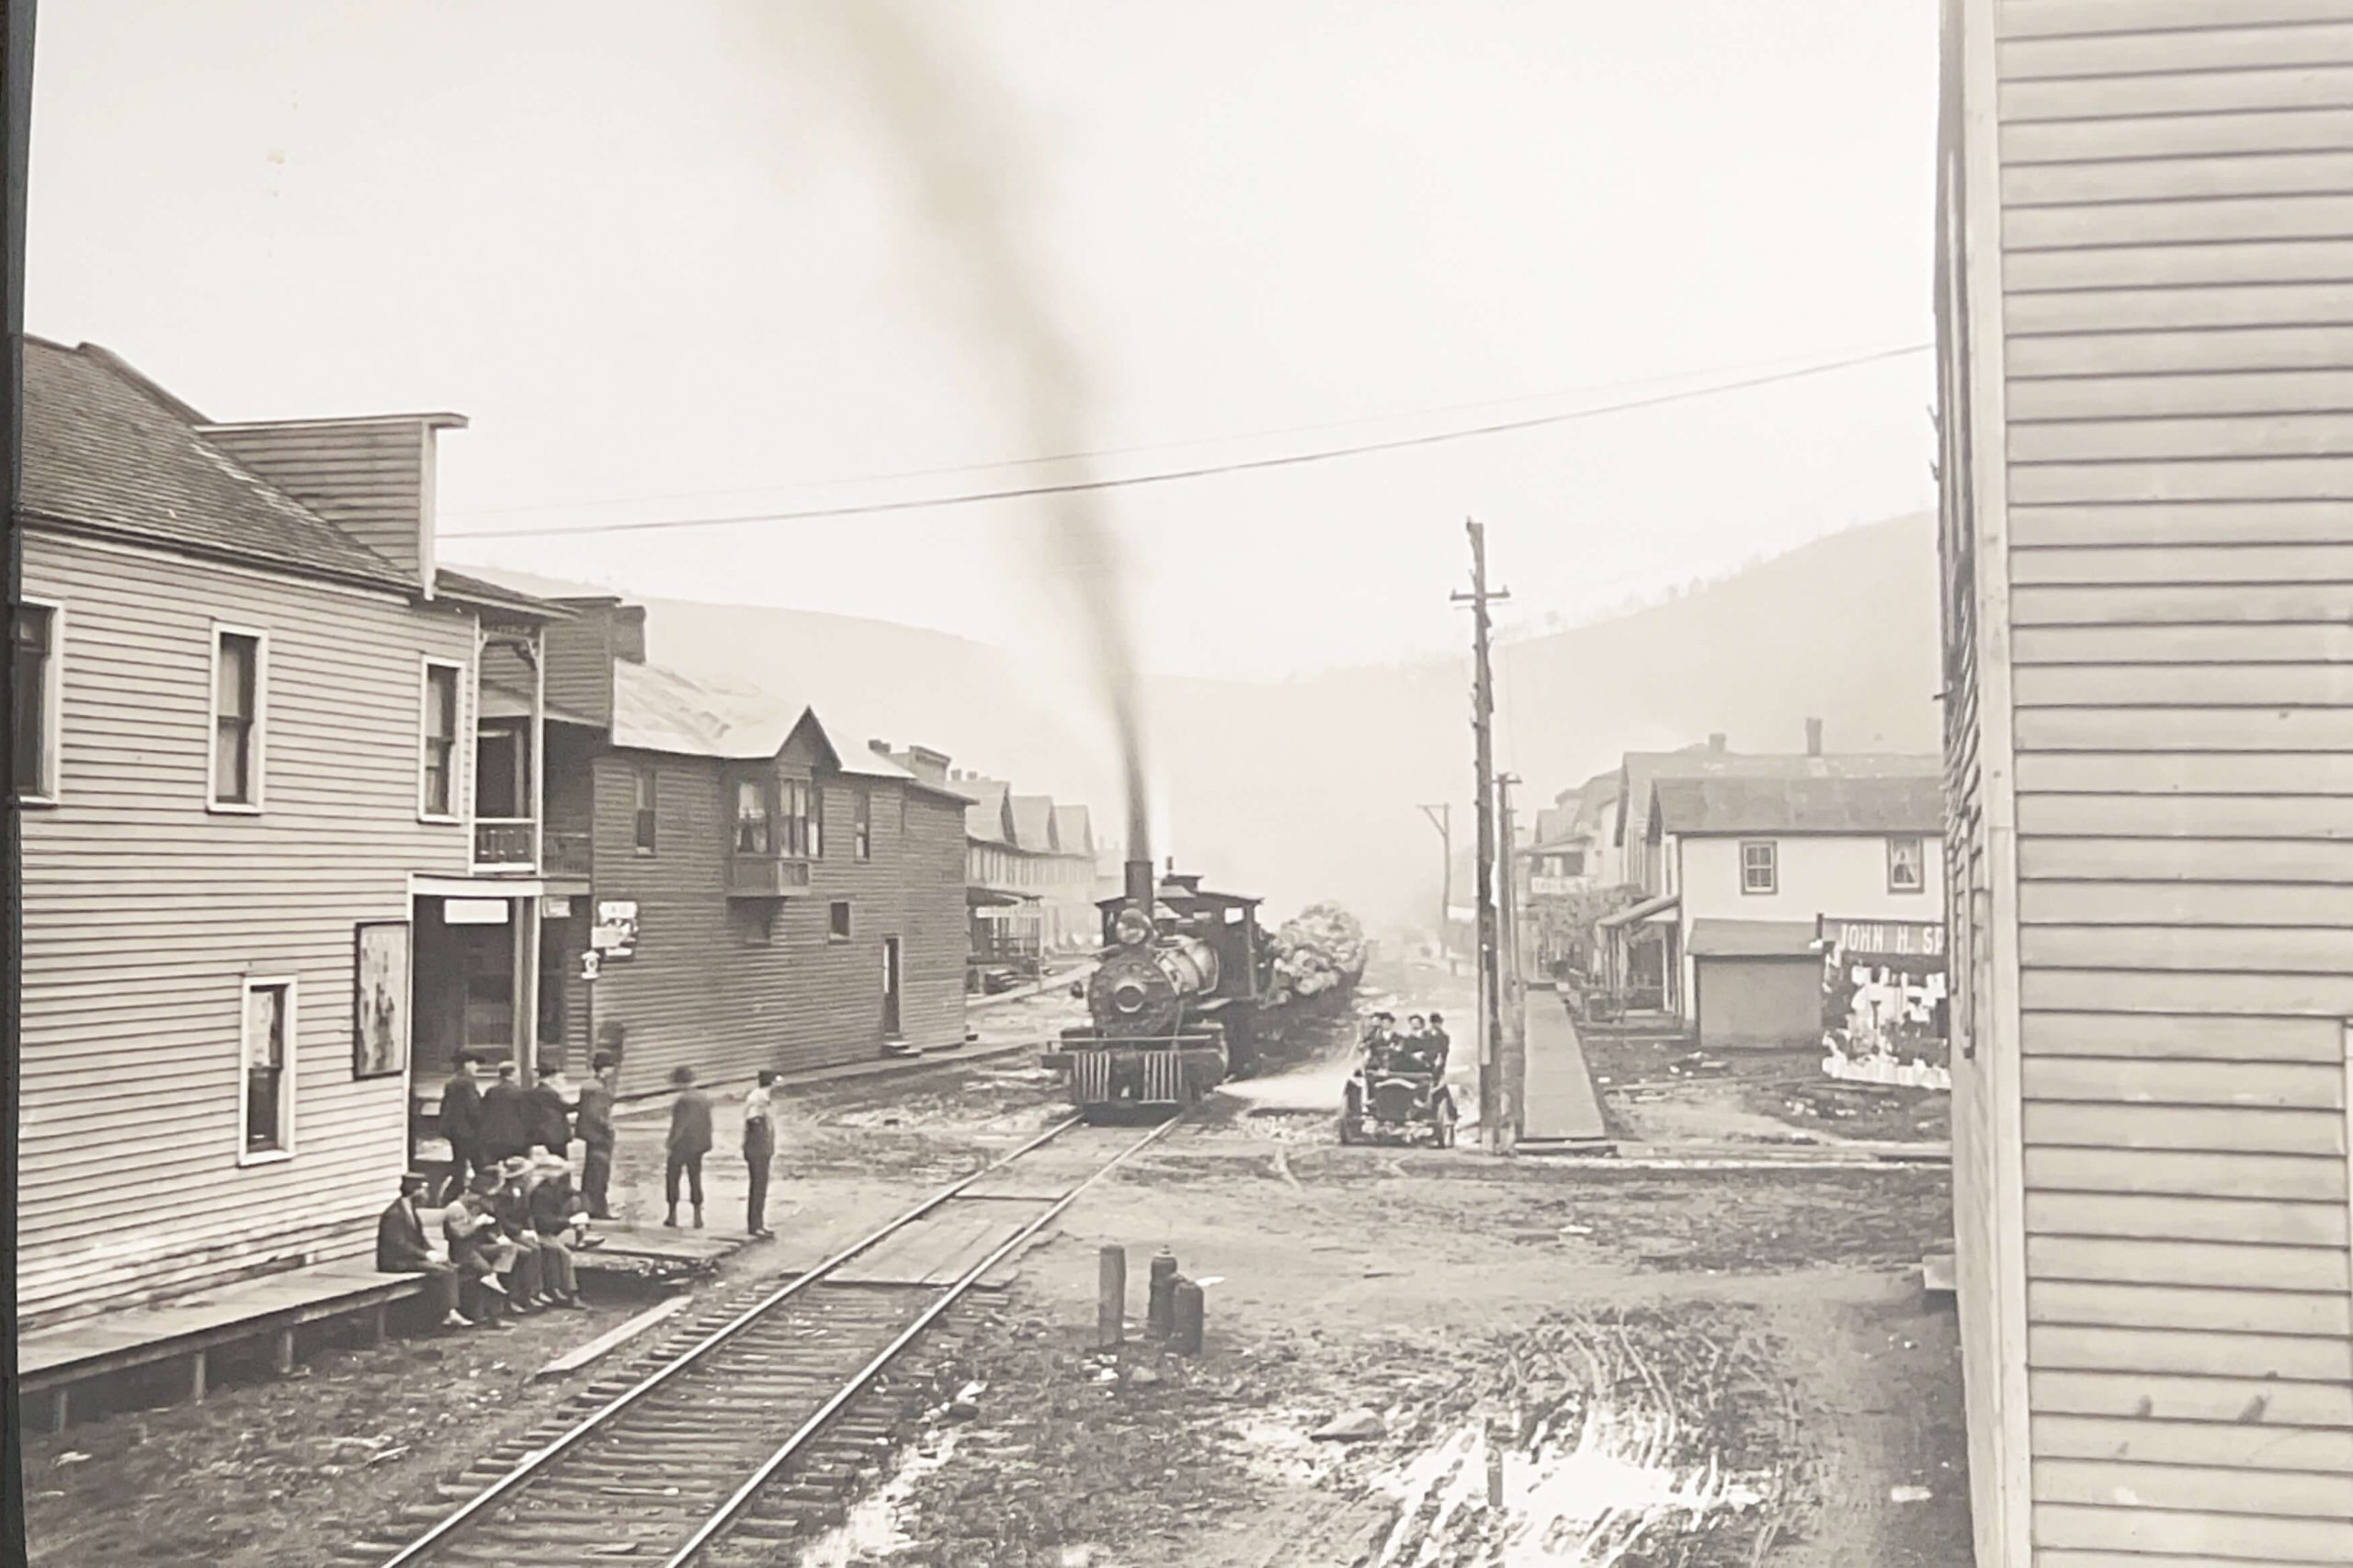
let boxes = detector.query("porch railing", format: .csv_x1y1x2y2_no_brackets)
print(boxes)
472,818,537,869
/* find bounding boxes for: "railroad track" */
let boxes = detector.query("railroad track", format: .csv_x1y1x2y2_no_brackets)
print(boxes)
357,1114,1181,1568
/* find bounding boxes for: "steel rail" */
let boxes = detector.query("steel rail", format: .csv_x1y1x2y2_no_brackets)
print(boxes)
665,1111,1188,1565
377,1113,1087,1568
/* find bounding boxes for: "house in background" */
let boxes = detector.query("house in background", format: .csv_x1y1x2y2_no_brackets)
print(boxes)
1648,773,1944,1048
951,769,1103,976
14,339,562,1328
469,591,971,1099
1594,723,1939,1015
1938,1,2353,1560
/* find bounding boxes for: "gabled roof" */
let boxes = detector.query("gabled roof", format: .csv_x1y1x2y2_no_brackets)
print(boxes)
20,338,412,589
436,567,569,623
1052,803,1094,857
957,778,1015,845
1653,775,1944,836
611,661,811,759
1616,746,1939,847
1009,795,1057,853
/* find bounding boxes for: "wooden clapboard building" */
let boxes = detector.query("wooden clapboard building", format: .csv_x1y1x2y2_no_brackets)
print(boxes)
14,340,562,1329
516,595,971,1098
1938,2,2353,1562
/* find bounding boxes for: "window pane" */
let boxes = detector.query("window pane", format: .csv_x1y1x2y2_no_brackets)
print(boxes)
245,984,287,1068
12,606,49,791
426,665,458,739
424,743,452,816
218,634,256,720
247,1071,279,1149
215,718,251,802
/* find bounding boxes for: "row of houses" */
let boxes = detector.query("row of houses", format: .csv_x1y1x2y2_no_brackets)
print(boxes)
1515,720,1944,1051
953,768,1115,970
11,338,1100,1332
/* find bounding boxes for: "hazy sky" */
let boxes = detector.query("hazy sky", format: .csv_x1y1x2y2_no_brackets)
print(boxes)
28,1,1935,683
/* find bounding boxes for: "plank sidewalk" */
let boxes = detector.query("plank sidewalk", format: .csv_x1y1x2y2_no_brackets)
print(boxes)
1518,996,1613,1148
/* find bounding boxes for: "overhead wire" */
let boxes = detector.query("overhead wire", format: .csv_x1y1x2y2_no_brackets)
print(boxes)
444,342,1931,541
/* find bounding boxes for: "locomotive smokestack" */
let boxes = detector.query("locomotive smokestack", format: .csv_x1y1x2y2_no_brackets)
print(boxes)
1125,856,1155,909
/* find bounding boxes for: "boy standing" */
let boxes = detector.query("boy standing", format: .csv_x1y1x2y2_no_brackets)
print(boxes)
744,1069,778,1239
665,1065,712,1229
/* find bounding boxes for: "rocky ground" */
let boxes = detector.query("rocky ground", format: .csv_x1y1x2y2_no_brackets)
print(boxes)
22,962,1971,1567
1576,1027,1950,1148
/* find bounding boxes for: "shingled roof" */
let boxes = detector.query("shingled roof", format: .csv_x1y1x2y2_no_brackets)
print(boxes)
1615,747,1939,847
608,662,911,780
19,338,413,588
957,778,1014,845
1652,775,1944,836
1052,803,1094,857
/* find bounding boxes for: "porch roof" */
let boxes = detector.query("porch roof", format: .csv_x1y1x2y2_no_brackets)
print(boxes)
1688,918,1819,959
1597,892,1678,930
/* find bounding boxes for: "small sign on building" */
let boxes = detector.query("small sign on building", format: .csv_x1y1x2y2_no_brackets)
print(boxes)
444,898,510,926
591,900,639,960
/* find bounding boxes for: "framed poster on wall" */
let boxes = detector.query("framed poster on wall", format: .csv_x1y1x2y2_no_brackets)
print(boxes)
354,920,413,1080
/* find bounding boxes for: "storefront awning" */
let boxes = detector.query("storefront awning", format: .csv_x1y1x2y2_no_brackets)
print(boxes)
1597,892,1678,930
967,886,1039,908
1688,918,1818,959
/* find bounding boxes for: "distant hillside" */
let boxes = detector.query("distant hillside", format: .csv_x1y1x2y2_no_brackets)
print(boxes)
450,511,1939,929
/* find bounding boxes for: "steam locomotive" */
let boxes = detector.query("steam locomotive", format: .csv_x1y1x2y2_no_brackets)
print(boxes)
1041,858,1266,1120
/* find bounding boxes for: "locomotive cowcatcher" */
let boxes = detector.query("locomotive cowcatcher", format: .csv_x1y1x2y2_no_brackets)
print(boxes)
1041,858,1266,1120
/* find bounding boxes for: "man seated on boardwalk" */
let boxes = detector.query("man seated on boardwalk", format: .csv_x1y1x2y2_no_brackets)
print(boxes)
443,1178,514,1327
376,1173,472,1333
487,1161,551,1312
522,1150,590,1309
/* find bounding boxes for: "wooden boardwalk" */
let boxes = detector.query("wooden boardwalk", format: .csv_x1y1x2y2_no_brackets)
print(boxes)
1518,997,1613,1149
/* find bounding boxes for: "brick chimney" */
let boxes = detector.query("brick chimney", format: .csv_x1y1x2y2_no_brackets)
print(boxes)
1805,717,1824,756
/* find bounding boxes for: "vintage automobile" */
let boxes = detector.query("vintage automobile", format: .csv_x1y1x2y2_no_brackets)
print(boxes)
1339,1057,1459,1148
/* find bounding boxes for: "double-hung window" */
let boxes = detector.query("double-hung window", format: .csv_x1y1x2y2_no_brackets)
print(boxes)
241,978,295,1162
1739,840,1778,896
853,790,872,860
781,778,817,857
210,627,266,810
420,660,462,819
1888,835,1927,894
633,766,658,853
12,600,60,803
733,778,773,855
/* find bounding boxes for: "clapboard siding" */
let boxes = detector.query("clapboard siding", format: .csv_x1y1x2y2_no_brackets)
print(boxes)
566,743,967,1102
1956,1,2353,1553
18,527,480,1330
199,421,429,590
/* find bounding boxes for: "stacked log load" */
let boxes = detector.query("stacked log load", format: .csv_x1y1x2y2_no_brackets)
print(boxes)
1262,902,1368,1013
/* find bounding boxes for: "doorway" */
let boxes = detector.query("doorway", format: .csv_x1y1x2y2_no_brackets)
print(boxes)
881,936,903,1039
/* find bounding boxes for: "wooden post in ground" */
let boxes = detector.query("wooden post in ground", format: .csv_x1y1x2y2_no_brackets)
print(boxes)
1097,1245,1127,1349
188,1351,208,1405
1173,1279,1204,1355
274,1328,297,1377
51,1388,70,1433
1147,1251,1179,1336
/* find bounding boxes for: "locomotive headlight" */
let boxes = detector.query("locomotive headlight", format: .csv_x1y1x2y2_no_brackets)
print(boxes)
1113,907,1153,947
1112,980,1148,1014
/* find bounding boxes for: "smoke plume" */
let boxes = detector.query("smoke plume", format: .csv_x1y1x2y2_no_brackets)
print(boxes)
775,2,1154,863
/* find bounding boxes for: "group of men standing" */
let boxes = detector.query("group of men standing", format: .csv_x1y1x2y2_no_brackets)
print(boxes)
436,1051,620,1217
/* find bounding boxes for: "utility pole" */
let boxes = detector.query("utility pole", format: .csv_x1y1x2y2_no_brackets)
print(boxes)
1452,518,1508,1152
1416,803,1451,973
1497,773,1525,1148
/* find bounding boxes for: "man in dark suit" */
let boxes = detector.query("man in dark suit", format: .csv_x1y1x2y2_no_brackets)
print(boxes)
438,1054,484,1204
577,1054,619,1220
476,1060,531,1165
525,1060,573,1162
376,1173,471,1331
